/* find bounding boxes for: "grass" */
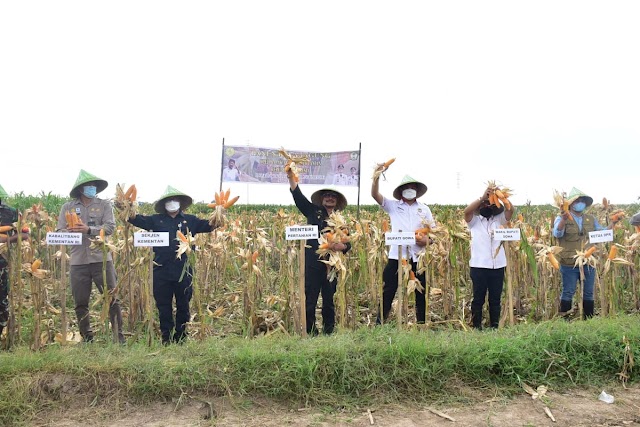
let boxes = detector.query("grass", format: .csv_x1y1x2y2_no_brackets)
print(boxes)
1,315,639,426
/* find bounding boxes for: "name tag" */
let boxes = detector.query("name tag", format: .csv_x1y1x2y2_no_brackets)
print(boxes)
286,225,318,241
589,229,613,243
46,232,83,246
494,228,521,241
385,231,416,246
134,232,170,247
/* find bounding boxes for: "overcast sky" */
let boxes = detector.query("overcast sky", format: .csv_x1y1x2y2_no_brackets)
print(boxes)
1,1,639,208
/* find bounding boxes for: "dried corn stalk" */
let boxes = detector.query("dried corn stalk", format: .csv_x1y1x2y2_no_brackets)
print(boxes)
279,147,309,183
316,212,353,282
552,190,572,220
113,183,138,223
207,189,238,228
89,228,121,253
487,180,514,210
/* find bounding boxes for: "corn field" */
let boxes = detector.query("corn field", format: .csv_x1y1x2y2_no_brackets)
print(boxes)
1,193,640,349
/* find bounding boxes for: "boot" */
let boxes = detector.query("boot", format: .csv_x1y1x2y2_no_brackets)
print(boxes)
161,331,171,346
471,309,483,330
559,300,572,319
173,330,187,344
489,305,501,329
583,300,595,319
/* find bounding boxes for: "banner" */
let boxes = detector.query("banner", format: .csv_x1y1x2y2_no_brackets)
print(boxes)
221,145,360,186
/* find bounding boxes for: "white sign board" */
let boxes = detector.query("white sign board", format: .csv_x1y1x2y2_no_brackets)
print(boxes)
286,225,318,240
46,232,83,246
385,231,416,246
494,228,521,241
134,231,170,247
589,229,613,244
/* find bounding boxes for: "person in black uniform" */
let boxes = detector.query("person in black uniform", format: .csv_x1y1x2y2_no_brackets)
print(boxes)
287,170,350,335
128,185,218,344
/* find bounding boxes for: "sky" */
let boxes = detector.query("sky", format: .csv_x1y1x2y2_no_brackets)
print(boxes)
1,1,639,209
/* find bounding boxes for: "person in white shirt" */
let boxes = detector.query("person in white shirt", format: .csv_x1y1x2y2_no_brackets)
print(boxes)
463,186,514,329
332,164,348,185
222,159,241,181
347,167,359,186
372,169,435,324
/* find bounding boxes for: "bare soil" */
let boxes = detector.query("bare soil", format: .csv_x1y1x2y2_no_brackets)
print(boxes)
33,385,640,427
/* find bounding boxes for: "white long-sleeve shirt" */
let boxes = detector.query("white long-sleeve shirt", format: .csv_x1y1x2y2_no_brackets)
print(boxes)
381,196,435,262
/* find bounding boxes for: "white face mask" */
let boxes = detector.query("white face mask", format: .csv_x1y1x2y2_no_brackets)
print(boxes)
165,200,180,213
402,188,417,200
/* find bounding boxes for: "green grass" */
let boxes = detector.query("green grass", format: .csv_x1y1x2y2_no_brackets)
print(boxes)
1,315,638,426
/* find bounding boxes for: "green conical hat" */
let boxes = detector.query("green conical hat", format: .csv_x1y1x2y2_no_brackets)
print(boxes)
154,185,193,213
0,183,8,199
393,175,428,200
567,187,593,208
70,169,108,198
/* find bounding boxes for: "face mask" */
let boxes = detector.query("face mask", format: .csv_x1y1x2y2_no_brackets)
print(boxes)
165,200,180,213
479,207,494,219
572,202,586,212
82,185,97,198
402,189,417,200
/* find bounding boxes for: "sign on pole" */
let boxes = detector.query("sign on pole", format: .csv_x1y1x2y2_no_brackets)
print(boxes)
589,229,614,244
285,225,319,241
494,228,521,241
46,232,83,246
384,232,416,246
134,232,170,247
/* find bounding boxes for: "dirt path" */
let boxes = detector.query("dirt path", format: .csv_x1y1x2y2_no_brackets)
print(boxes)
37,385,640,427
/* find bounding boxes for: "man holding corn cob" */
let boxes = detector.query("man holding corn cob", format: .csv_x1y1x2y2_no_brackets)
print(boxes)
128,186,216,345
464,185,514,329
0,184,31,340
287,168,350,336
552,187,619,319
56,170,124,343
371,164,435,325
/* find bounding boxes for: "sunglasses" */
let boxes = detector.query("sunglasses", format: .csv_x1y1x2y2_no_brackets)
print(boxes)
323,193,338,199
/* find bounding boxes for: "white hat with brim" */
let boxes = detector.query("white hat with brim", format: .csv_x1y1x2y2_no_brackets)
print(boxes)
154,185,193,213
566,187,593,208
311,188,347,211
70,169,108,198
393,175,428,200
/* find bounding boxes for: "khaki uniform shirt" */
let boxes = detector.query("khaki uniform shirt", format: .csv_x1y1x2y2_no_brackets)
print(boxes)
56,198,115,265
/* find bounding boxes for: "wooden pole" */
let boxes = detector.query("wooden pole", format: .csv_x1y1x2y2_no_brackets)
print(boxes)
60,245,67,344
507,243,515,326
397,246,404,329
147,252,154,347
299,240,307,337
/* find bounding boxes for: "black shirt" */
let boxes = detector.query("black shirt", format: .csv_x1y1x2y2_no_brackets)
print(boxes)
129,211,213,281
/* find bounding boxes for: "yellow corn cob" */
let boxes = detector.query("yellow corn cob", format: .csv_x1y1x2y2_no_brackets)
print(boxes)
382,158,396,168
547,252,559,270
224,195,240,209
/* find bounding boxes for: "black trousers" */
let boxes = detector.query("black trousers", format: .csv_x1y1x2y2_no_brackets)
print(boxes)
153,275,193,342
470,267,504,328
379,259,427,323
305,253,336,335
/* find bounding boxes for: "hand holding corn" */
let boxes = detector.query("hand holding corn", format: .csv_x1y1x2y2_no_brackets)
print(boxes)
372,158,395,180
